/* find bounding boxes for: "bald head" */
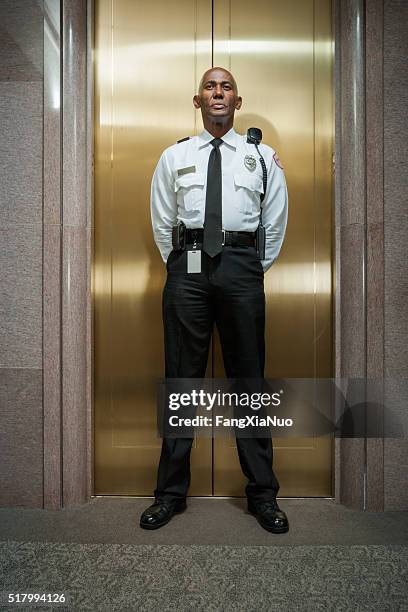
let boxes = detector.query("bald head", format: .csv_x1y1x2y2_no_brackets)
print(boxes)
198,67,238,95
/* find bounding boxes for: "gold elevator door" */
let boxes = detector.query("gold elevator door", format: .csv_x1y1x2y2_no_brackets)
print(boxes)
94,0,334,497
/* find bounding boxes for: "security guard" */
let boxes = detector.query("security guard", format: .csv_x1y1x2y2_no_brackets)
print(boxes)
140,67,289,533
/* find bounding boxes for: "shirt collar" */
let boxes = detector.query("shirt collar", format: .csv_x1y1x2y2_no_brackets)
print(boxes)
197,126,238,150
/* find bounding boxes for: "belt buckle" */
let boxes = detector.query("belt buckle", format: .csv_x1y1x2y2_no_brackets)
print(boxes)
221,230,226,246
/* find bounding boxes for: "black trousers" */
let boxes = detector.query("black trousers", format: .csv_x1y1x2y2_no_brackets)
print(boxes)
154,245,280,504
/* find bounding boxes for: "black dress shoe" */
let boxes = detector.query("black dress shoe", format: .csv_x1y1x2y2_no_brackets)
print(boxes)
247,499,289,534
140,499,187,530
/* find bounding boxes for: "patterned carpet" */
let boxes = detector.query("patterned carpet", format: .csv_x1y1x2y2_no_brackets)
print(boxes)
1,542,407,611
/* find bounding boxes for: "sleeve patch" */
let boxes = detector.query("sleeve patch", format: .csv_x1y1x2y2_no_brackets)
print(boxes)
273,152,284,169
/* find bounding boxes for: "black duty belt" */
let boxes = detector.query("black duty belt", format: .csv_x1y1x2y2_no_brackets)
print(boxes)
185,228,256,247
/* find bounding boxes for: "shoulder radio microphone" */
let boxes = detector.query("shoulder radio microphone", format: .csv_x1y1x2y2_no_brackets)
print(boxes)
247,127,266,260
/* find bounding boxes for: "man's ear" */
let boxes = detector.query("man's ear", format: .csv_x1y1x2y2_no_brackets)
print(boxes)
235,96,242,110
193,94,201,109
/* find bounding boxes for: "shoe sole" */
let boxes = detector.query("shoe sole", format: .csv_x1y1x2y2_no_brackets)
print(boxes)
248,508,289,534
139,504,187,530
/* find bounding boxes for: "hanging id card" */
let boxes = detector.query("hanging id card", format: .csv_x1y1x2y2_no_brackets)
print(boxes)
187,249,201,273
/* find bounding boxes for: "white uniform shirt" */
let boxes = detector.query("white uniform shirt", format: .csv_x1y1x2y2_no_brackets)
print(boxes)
150,126,288,272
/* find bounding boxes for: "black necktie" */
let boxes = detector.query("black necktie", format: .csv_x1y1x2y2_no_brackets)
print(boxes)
203,138,223,257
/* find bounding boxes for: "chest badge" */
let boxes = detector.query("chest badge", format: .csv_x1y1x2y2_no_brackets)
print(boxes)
244,154,257,171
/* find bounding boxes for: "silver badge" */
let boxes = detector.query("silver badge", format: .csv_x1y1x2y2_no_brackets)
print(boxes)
244,155,256,171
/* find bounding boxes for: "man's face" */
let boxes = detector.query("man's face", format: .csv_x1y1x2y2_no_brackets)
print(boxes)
193,68,242,121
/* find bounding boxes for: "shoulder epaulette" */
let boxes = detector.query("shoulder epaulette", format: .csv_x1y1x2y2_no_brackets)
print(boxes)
176,136,190,144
